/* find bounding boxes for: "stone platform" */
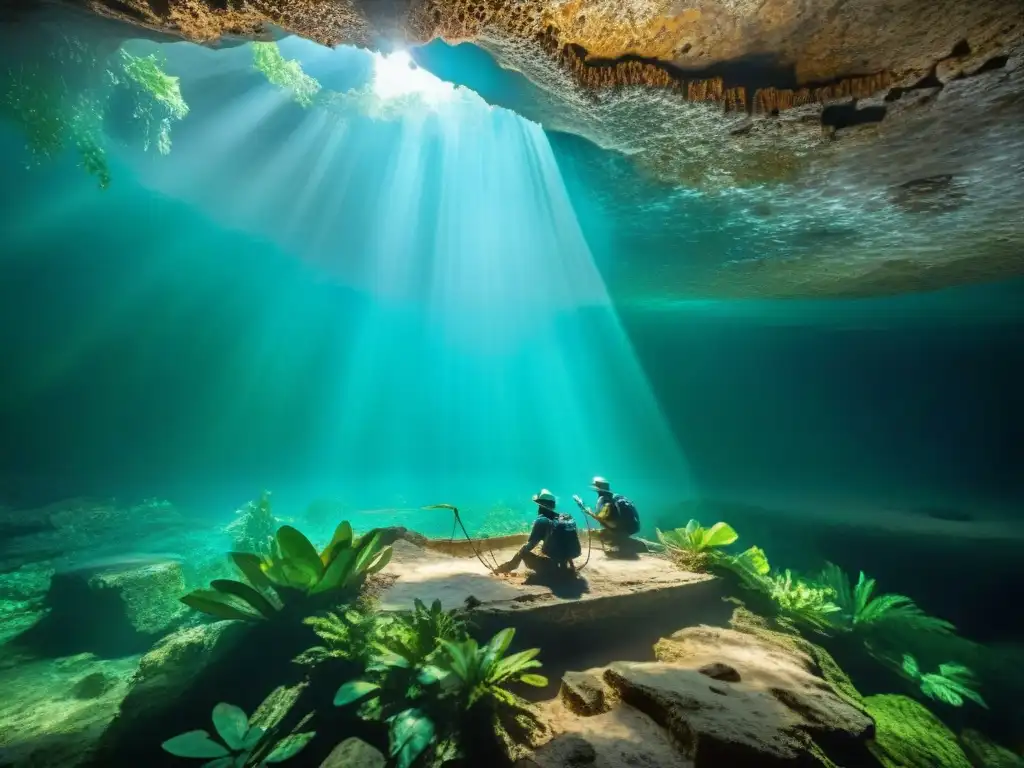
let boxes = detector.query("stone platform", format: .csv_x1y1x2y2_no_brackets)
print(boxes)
382,535,734,695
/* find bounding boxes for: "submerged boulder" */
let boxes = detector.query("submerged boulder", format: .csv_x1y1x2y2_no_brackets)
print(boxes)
865,694,972,768
320,737,386,768
107,619,247,731
525,624,874,768
0,652,139,768
19,559,189,656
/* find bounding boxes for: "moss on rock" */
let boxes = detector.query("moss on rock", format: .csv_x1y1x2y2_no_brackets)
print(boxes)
865,694,972,768
728,604,866,714
960,729,1024,768
91,561,187,635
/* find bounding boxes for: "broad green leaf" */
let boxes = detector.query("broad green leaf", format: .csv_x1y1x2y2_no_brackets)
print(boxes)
281,559,321,590
390,709,435,768
241,725,265,750
902,654,920,679
228,551,275,593
211,703,249,750
310,546,356,595
351,531,383,578
439,639,472,680
276,526,324,579
372,650,412,669
702,522,738,548
334,680,381,707
418,665,446,685
210,579,278,619
518,673,548,687
181,590,263,622
430,599,442,615
321,521,353,565
365,545,394,575
488,627,515,658
162,730,231,758
264,732,315,763
199,757,235,768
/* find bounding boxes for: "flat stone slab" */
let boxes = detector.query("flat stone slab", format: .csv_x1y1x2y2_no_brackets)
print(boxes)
382,538,716,615
381,536,733,692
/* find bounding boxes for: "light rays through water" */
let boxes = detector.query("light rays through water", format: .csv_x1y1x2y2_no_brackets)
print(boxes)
0,37,693,513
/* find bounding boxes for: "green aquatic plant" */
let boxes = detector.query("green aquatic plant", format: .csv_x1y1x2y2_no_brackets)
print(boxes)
2,38,190,188
161,697,314,766
181,521,393,621
3,37,110,187
295,598,382,668
2,37,190,187
656,519,738,570
718,544,772,590
377,598,468,664
816,563,955,637
901,654,986,708
226,491,279,555
334,620,545,767
767,569,841,630
435,627,548,710
112,50,189,155
252,42,321,107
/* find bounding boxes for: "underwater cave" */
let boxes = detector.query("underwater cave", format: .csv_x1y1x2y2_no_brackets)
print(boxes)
0,1,1023,767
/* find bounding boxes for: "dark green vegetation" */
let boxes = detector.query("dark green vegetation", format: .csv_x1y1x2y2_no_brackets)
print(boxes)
160,497,546,768
656,518,986,711
1,35,188,188
331,605,547,767
162,692,315,766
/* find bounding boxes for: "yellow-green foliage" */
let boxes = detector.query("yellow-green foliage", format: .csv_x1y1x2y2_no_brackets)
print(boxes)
115,50,189,155
182,520,393,621
252,42,321,107
296,598,382,668
865,694,972,768
1,37,189,187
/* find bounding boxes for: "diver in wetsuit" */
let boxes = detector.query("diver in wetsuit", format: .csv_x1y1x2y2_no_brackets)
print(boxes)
494,489,581,575
575,476,642,553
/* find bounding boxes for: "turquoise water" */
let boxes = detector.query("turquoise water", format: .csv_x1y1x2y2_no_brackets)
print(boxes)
0,15,1022,767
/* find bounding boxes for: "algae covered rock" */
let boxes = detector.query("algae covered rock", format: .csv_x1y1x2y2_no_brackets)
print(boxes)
90,561,188,635
866,694,972,768
0,652,138,768
23,559,189,656
320,737,386,768
88,619,248,764
960,729,1024,768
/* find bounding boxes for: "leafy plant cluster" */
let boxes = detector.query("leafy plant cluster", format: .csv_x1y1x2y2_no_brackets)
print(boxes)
182,518,392,621
162,688,314,767
252,42,321,107
325,598,546,767
1,35,189,187
655,518,985,710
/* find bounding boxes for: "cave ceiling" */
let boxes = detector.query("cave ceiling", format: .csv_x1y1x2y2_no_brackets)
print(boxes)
31,0,1024,299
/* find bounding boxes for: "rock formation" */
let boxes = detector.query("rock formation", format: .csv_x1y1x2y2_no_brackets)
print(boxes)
523,623,875,767
10,0,1024,298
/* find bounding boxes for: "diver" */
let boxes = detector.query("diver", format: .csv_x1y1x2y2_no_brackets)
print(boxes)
573,476,642,554
494,489,582,575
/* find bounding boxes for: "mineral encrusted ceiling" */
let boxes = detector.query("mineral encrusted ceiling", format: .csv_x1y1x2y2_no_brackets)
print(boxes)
37,0,1024,297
